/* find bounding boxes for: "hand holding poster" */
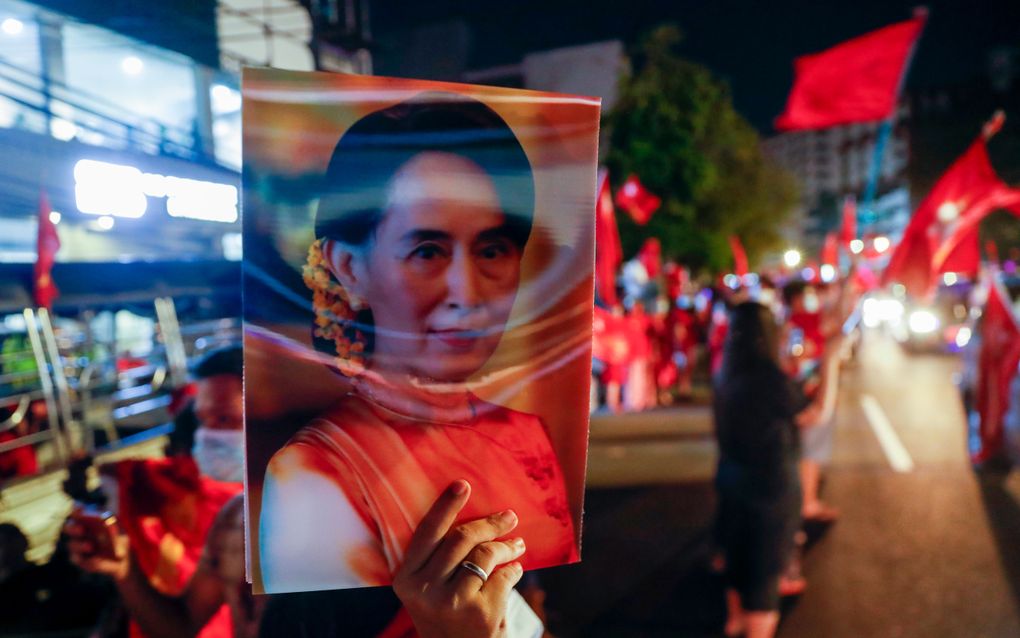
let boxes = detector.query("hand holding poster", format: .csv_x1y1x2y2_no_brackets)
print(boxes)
242,69,600,594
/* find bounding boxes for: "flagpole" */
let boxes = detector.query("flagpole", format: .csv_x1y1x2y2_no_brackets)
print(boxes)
859,6,928,229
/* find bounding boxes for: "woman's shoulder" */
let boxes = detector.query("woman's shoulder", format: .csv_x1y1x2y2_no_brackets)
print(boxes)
267,399,380,473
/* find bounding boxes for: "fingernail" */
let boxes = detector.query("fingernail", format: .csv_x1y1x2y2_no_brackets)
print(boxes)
499,509,517,525
512,537,526,550
451,480,469,495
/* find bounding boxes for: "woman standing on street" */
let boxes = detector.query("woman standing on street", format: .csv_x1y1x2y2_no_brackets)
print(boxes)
713,302,810,638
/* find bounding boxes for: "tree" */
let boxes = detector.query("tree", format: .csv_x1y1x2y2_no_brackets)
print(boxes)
606,26,798,274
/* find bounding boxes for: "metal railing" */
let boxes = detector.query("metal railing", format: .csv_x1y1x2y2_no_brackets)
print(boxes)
0,298,241,483
0,54,209,165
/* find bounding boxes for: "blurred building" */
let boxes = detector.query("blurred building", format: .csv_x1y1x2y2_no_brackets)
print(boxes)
763,111,912,241
0,0,242,264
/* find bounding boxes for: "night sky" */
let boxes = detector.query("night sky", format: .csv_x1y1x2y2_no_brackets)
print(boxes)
371,0,1020,132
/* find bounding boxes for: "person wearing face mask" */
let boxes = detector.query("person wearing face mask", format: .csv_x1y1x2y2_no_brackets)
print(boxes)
65,345,254,638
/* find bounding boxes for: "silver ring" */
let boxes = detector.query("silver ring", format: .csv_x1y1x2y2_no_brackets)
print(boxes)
459,560,489,582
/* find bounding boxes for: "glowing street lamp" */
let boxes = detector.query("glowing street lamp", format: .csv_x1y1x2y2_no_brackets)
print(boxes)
873,236,891,254
849,239,865,254
783,249,802,268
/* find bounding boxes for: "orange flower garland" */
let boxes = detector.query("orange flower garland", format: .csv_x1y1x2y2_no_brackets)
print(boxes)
303,239,367,377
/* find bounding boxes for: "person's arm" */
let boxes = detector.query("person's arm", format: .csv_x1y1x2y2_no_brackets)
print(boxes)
259,445,376,592
66,509,224,638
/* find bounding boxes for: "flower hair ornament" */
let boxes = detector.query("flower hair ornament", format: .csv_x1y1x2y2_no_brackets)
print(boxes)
303,238,367,377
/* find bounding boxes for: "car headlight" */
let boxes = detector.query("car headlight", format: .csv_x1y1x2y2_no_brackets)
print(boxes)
908,310,939,334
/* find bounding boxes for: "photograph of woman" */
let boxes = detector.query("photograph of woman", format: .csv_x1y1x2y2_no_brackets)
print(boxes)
242,71,600,595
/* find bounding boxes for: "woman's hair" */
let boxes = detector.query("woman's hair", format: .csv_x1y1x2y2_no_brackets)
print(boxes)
719,301,781,378
305,93,535,373
314,92,535,249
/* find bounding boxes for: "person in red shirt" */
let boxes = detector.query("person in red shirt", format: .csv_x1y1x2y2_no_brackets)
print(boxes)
624,301,654,411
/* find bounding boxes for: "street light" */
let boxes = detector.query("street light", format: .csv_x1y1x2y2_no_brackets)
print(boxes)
849,239,864,254
783,249,802,268
873,236,890,254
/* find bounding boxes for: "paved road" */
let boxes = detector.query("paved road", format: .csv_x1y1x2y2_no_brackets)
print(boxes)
543,332,1020,637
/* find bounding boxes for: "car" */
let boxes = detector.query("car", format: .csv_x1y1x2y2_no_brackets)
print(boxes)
892,280,974,353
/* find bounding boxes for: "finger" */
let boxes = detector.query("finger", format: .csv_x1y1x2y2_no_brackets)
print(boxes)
424,509,518,582
401,480,471,574
452,537,525,595
480,561,524,615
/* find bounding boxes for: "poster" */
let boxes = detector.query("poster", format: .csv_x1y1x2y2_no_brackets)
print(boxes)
242,67,600,594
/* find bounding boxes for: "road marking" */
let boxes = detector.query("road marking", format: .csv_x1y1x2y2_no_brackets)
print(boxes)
860,394,915,473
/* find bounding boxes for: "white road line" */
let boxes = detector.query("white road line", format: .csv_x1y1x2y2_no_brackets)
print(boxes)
860,394,915,473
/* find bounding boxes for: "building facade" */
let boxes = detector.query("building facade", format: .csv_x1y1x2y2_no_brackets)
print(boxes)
0,0,243,263
763,111,911,239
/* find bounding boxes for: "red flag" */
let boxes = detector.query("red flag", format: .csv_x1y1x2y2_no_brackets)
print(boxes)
986,240,1001,265
775,13,925,131
883,132,1010,297
728,235,748,276
638,237,662,279
112,457,241,637
615,174,661,225
840,195,857,249
34,190,60,309
973,278,1020,464
932,189,1020,278
822,232,839,267
595,169,622,306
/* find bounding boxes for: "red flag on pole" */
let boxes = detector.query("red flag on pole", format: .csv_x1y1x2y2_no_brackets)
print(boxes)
112,457,241,637
931,188,1020,278
775,13,926,131
973,278,1020,464
34,190,60,310
728,235,748,276
822,233,840,267
986,240,1001,266
840,195,857,250
883,128,1010,297
595,169,623,306
615,174,661,225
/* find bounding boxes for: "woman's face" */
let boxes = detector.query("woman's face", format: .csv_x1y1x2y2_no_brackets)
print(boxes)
337,152,524,382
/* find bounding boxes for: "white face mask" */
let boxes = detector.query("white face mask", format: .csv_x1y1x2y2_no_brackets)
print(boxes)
192,427,245,483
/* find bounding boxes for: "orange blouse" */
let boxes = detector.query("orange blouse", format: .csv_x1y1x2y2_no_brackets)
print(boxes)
277,391,578,586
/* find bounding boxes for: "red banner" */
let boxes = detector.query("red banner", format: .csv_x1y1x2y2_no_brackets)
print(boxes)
776,13,925,131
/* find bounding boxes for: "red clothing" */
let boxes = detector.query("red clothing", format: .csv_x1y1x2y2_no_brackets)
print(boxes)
266,391,578,590
113,457,242,638
0,431,38,479
789,311,825,361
